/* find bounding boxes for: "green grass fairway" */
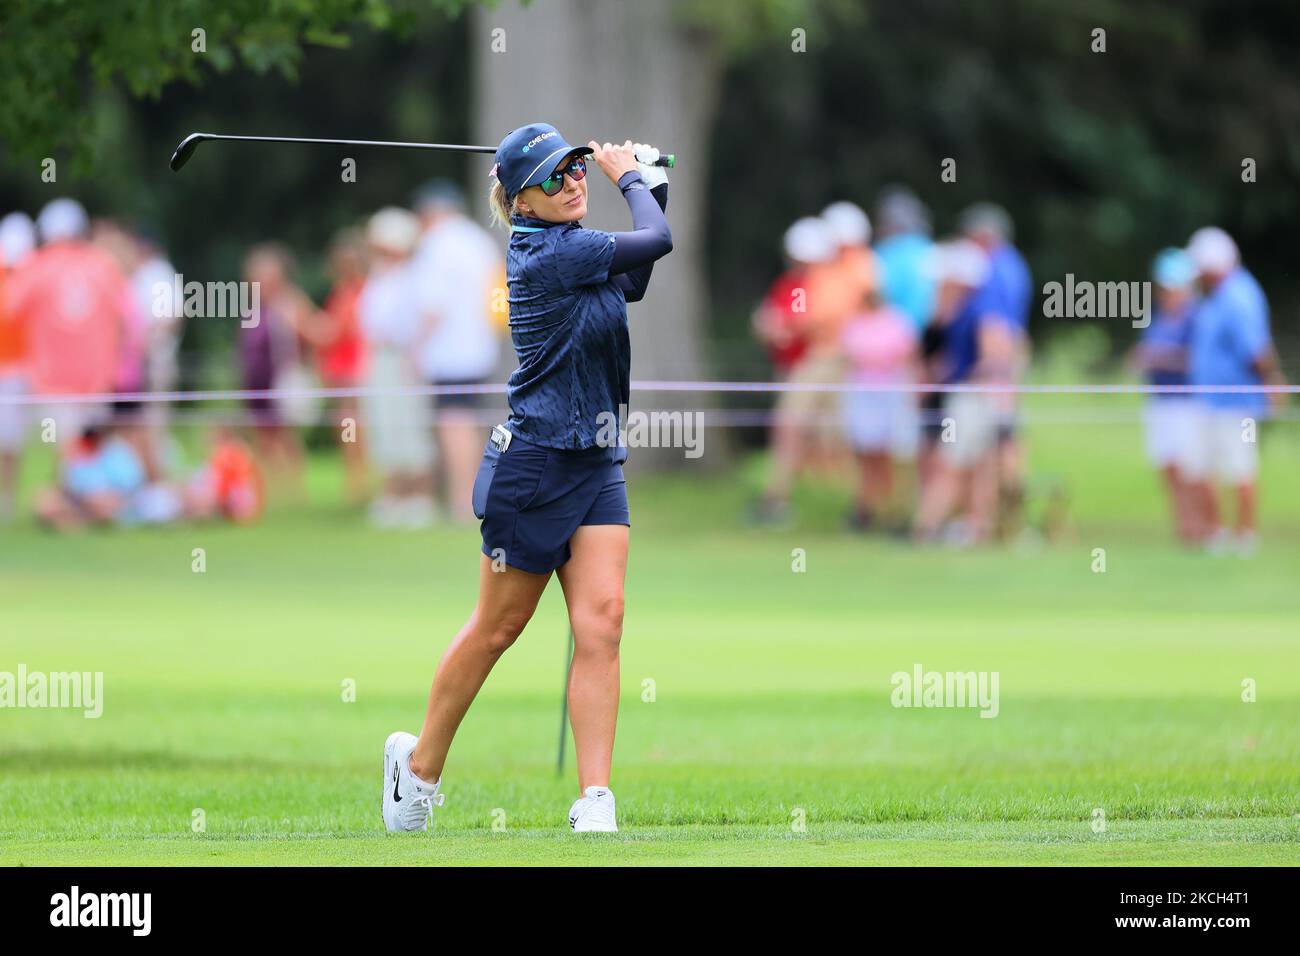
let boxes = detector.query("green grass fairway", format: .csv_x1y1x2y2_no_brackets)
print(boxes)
3,400,1300,865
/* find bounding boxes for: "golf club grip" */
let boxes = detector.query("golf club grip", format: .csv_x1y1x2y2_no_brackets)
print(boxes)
633,150,676,168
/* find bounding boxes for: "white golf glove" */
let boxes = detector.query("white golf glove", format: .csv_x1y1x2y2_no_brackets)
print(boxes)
633,142,668,189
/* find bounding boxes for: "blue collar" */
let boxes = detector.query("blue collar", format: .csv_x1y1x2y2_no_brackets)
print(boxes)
510,214,554,234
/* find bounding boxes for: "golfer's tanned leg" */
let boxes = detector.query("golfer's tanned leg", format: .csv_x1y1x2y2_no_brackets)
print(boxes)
408,555,551,782
557,524,628,789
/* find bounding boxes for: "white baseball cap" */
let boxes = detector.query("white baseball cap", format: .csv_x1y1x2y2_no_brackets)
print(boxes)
36,198,89,244
1186,226,1238,275
0,212,36,266
366,207,421,256
783,216,836,265
928,239,989,287
821,201,871,246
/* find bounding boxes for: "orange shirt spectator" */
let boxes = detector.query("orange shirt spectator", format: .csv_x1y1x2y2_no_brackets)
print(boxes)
6,241,129,395
804,246,877,350
0,212,36,372
0,267,25,371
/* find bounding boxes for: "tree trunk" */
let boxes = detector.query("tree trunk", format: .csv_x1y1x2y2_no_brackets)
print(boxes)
472,0,720,467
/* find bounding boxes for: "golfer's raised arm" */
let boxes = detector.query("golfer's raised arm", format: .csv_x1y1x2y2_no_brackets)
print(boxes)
589,140,673,271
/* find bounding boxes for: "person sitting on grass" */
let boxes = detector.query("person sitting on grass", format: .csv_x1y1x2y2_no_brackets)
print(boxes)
34,423,174,531
35,422,260,532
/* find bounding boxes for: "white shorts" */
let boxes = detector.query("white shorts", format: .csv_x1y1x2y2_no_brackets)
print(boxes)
941,391,999,469
842,389,919,460
0,374,28,452
1181,405,1259,484
362,347,434,473
1142,399,1196,468
36,401,108,448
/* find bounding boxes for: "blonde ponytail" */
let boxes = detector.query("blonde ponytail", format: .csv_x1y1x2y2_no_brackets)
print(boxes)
488,178,513,231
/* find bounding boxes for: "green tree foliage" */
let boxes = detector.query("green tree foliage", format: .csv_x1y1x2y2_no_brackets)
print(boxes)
0,6,478,380
0,0,473,169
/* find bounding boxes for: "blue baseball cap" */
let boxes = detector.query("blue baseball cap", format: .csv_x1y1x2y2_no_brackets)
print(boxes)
492,123,592,200
1152,247,1196,290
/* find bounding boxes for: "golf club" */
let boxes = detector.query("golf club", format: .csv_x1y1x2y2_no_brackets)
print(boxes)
169,131,676,172
556,626,574,777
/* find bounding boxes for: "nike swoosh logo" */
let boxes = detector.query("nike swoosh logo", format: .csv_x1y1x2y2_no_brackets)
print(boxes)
392,758,402,803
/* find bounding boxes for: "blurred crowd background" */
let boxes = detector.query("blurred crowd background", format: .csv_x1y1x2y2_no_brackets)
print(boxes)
0,184,506,530
748,194,1282,556
0,0,1296,553
0,185,1285,555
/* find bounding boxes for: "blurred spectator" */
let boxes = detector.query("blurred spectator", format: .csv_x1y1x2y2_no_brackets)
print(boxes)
239,243,316,496
1128,248,1198,543
840,285,918,533
913,239,999,544
814,202,879,450
874,185,935,331
751,224,815,379
750,216,836,526
755,203,877,524
34,419,252,532
0,211,36,520
89,219,148,401
90,218,152,473
411,180,503,523
33,420,185,531
130,224,182,397
310,228,370,504
359,207,435,529
191,426,264,524
1183,227,1285,556
6,199,130,447
129,223,184,481
959,202,1033,537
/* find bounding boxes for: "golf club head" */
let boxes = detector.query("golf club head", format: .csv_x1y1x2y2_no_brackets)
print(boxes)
169,133,211,172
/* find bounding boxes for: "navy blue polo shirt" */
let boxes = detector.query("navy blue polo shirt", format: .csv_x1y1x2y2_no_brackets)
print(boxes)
1139,305,1192,395
503,214,629,450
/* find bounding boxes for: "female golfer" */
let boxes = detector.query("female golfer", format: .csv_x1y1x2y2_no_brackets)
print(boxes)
383,123,671,833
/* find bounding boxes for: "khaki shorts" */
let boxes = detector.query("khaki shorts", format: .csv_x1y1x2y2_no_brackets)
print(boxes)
778,352,846,441
940,391,999,469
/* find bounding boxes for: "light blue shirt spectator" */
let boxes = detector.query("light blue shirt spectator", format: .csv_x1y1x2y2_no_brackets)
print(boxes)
1189,267,1271,414
875,232,935,330
65,437,146,499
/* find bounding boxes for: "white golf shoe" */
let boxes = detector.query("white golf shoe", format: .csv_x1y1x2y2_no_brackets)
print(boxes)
382,731,445,833
569,786,618,833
